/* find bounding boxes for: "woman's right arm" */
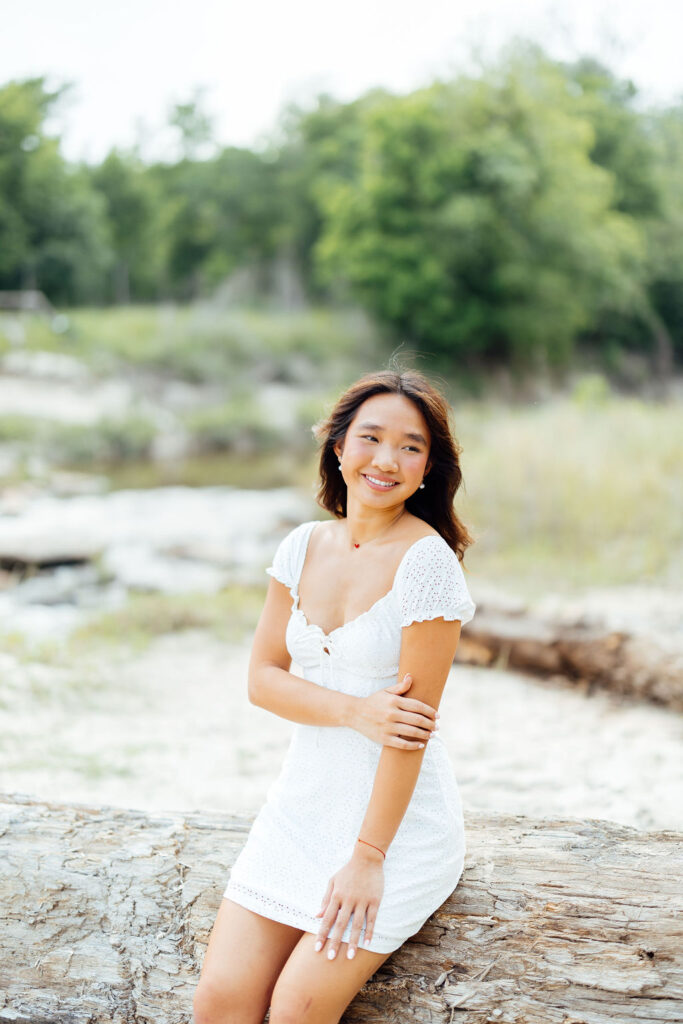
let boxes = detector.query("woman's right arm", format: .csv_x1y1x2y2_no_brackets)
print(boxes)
248,578,438,749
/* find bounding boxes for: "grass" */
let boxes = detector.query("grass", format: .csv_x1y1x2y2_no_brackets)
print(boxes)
102,449,314,490
0,304,379,477
68,585,268,653
2,749,137,781
0,303,680,601
453,385,683,597
0,412,157,465
0,304,388,386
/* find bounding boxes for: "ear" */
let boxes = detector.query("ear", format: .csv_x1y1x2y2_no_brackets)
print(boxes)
333,443,343,460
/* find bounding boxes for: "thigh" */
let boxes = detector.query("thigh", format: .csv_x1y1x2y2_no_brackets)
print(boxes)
194,897,304,1023
269,932,393,1024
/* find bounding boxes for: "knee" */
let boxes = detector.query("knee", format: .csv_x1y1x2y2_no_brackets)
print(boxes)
193,979,223,1024
269,983,315,1024
193,977,246,1024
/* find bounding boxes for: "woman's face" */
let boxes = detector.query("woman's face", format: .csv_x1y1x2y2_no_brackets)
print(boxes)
334,393,431,506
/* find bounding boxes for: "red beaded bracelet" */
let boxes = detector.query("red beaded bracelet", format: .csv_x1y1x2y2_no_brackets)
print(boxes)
357,838,386,859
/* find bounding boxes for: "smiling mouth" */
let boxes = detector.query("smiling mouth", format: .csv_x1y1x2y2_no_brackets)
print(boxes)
362,474,399,489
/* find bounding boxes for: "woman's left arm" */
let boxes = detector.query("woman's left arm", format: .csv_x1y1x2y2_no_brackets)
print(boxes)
315,616,462,960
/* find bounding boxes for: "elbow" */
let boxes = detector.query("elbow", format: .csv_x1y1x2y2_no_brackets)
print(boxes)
248,659,285,706
247,667,262,706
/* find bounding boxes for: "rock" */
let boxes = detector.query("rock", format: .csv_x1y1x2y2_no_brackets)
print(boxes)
0,485,312,638
10,564,103,606
101,545,230,594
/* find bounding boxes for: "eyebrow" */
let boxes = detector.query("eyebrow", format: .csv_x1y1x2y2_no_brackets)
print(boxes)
356,421,428,446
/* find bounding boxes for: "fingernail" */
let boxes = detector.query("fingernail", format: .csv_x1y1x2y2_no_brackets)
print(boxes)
419,743,425,748
364,937,371,947
347,947,355,959
315,940,322,952
436,712,441,718
327,948,336,960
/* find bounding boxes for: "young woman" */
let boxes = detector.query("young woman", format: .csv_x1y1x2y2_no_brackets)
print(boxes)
194,368,476,1024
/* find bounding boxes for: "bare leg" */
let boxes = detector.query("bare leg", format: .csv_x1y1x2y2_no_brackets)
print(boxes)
193,898,304,1024
269,932,394,1024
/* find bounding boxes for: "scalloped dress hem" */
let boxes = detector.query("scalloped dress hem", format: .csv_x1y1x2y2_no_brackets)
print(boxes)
223,877,408,954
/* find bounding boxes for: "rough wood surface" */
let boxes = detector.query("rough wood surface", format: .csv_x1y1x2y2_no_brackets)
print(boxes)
1,792,681,1023
457,609,683,711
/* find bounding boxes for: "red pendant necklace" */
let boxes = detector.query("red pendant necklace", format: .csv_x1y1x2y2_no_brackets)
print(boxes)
350,509,405,549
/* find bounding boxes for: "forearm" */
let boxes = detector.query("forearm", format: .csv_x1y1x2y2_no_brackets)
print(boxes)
356,746,425,856
250,664,359,729
354,619,461,859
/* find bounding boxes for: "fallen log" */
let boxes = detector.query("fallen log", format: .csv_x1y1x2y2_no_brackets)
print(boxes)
0,792,681,1023
458,605,683,711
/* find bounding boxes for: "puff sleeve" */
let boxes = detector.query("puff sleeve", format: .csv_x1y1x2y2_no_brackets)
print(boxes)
265,521,315,593
396,536,476,628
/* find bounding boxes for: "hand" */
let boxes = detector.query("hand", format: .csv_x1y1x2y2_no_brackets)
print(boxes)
314,843,385,960
352,673,439,749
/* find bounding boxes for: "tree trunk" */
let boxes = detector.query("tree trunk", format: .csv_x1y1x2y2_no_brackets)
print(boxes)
640,299,674,394
114,260,130,305
1,793,681,1023
457,610,683,710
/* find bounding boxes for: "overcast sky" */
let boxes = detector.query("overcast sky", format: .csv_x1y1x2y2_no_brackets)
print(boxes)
6,0,681,163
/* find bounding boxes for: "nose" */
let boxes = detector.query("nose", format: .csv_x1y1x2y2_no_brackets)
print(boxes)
372,445,399,471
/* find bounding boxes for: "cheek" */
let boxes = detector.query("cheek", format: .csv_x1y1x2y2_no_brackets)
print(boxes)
404,453,429,475
344,438,369,460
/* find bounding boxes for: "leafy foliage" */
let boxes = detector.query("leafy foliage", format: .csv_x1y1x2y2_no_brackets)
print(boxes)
1,48,682,372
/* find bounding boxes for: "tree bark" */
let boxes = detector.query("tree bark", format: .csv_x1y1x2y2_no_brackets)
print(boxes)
1,793,681,1023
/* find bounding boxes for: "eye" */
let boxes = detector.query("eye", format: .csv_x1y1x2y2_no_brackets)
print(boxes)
405,445,420,452
362,434,378,442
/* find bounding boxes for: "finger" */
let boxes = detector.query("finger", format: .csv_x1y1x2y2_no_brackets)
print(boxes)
391,712,437,738
346,904,366,960
387,673,412,693
396,709,438,730
326,903,353,961
386,736,426,750
315,896,340,952
363,903,379,949
400,697,439,720
316,879,333,918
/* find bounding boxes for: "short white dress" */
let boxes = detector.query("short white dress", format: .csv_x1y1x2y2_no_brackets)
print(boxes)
224,519,476,953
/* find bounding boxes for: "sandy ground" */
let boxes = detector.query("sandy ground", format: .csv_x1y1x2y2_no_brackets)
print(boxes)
1,630,680,834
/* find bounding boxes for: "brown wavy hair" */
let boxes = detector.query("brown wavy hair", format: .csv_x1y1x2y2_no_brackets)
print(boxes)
312,368,475,563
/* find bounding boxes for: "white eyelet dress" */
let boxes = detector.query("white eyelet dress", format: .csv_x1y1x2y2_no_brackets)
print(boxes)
223,520,476,954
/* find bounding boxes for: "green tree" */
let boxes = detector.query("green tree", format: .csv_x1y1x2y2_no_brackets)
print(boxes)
313,46,642,371
268,91,388,300
169,88,215,161
89,149,165,302
644,106,683,367
151,147,284,299
0,78,112,303
563,58,676,379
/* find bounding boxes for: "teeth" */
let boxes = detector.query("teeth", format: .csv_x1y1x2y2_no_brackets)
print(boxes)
365,475,396,487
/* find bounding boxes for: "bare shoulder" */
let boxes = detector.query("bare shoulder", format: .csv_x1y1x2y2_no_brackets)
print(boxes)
307,517,339,553
401,513,441,545
312,518,339,540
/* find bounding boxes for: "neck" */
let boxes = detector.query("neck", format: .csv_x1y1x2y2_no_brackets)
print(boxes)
344,495,406,546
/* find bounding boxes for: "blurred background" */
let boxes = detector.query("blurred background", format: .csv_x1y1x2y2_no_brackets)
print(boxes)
0,1,681,832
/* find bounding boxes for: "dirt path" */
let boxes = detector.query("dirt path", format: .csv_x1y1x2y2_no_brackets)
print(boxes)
1,630,680,833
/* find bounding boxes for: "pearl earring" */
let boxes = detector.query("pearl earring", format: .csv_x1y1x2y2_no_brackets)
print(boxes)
419,481,425,489
338,461,342,471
